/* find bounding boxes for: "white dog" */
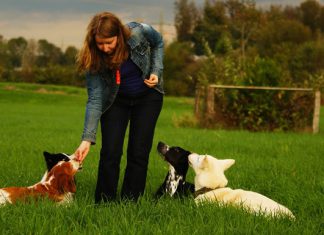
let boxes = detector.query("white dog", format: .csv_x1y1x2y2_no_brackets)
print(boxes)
188,153,295,219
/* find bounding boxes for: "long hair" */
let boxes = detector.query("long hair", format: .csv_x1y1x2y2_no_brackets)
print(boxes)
77,12,131,72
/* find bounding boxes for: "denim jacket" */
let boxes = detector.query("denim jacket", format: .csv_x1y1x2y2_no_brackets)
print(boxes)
81,22,164,144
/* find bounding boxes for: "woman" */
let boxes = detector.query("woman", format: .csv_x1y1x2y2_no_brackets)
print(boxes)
74,11,164,203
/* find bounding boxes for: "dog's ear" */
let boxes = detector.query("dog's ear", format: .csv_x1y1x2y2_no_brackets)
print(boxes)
43,151,55,170
43,151,51,159
57,173,76,194
200,155,209,169
52,162,77,194
219,159,235,171
62,163,74,176
65,175,76,193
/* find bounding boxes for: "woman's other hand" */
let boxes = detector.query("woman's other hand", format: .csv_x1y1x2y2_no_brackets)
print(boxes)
144,74,158,88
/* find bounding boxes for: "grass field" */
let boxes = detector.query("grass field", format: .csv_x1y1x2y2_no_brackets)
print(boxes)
0,82,323,234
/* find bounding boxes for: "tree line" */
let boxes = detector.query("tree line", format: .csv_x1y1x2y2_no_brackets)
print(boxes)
0,37,83,86
165,0,324,96
1,0,324,96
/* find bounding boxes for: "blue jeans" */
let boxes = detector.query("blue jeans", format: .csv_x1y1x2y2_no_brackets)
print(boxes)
95,89,163,202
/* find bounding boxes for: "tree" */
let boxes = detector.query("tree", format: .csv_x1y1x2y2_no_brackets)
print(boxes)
283,5,301,21
192,0,228,54
255,19,312,56
163,41,199,96
36,39,63,66
0,36,11,80
63,46,79,66
300,0,321,33
174,0,199,42
22,39,37,73
319,6,324,32
225,0,262,68
0,36,8,64
289,41,324,85
7,37,28,67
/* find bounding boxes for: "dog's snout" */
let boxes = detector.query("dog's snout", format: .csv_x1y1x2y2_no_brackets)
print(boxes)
157,141,168,155
157,141,165,149
77,162,83,170
188,154,195,166
71,159,82,171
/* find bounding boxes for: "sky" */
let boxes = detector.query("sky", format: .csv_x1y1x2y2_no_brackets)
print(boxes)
0,0,323,50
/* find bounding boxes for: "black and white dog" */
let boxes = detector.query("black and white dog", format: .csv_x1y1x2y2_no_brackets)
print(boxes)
155,142,195,198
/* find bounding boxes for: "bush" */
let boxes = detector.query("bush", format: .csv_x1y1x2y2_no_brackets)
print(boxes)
243,57,281,87
198,87,315,132
289,41,324,85
10,65,85,87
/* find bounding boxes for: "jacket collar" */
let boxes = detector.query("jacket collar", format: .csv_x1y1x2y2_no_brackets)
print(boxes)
126,22,142,49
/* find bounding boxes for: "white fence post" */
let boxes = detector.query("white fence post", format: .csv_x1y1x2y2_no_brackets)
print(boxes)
313,90,321,134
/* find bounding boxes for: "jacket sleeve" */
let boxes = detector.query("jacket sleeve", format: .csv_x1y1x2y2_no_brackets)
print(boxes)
141,23,164,79
81,72,103,145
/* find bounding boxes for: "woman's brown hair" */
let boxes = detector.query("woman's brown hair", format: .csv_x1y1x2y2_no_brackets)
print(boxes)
77,12,131,72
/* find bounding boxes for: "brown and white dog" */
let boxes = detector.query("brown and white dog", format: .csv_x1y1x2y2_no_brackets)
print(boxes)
0,158,81,205
189,153,295,219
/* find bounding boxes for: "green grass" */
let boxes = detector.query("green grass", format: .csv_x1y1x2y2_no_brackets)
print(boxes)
0,82,323,234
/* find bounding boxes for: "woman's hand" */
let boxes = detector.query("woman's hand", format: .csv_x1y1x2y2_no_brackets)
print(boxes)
74,140,91,163
144,74,158,88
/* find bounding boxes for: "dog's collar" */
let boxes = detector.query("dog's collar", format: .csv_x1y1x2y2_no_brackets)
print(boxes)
194,187,214,198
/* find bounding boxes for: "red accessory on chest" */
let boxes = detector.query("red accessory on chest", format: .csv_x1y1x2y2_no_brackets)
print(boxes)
116,69,120,85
